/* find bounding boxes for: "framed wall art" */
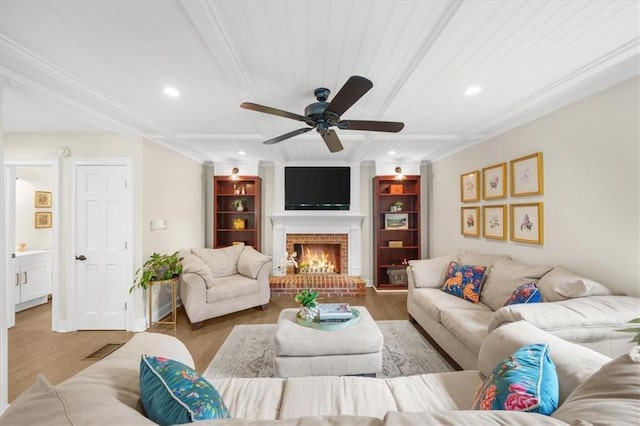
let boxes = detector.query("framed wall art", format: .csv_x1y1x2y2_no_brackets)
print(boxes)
460,170,480,203
35,191,52,208
482,162,507,200
35,212,52,229
482,205,507,240
510,203,543,244
461,206,480,237
385,213,409,230
510,152,543,196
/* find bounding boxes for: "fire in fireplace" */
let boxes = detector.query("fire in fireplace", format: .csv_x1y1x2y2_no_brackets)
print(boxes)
293,243,341,274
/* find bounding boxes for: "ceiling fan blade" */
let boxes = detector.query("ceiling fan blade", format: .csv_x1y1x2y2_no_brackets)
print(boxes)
337,120,404,133
263,127,313,145
321,129,344,153
241,102,314,125
324,76,373,118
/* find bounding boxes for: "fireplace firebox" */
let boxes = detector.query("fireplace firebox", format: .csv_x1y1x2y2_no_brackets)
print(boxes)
293,243,341,274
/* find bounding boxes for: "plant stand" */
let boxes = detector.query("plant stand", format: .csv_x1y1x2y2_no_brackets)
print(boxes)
148,276,178,331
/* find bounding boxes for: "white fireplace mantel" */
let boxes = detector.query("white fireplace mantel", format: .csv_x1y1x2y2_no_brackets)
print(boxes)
270,212,365,276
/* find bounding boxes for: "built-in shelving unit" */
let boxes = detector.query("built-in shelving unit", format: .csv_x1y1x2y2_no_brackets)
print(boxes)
214,176,261,250
373,175,421,289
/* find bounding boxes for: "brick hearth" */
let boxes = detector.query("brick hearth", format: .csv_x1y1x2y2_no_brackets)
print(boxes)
269,274,366,298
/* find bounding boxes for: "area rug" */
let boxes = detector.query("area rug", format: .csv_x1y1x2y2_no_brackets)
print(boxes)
204,320,453,379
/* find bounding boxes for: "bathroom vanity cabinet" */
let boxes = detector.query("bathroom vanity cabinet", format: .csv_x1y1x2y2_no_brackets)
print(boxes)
14,250,51,312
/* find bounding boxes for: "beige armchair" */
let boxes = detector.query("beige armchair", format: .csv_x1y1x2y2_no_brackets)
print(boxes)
179,244,272,329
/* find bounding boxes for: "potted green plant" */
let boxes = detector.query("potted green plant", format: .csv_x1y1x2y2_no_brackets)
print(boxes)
231,197,248,211
295,288,320,321
129,251,183,293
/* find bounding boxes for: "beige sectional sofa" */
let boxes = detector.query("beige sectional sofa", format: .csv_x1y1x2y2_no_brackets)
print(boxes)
179,244,272,328
407,249,640,369
3,321,639,425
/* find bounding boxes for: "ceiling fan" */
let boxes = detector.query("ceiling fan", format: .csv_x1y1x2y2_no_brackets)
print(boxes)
240,75,404,153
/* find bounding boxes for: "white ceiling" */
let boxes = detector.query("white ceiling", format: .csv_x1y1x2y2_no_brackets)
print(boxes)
1,0,638,166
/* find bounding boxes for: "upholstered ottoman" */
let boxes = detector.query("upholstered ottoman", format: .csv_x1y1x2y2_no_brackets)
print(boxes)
274,306,384,377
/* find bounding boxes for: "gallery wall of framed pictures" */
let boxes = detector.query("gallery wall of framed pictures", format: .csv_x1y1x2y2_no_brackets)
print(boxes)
34,190,52,229
459,152,544,245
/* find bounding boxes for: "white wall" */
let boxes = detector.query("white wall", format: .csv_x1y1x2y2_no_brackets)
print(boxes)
4,133,205,328
15,167,53,251
142,140,204,320
142,139,204,255
5,132,144,327
429,77,639,296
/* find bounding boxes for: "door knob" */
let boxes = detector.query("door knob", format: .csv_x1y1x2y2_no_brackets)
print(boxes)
75,255,87,261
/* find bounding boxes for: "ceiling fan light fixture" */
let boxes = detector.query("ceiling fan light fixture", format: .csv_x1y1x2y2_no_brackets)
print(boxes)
230,167,239,180
464,85,482,96
163,86,180,98
388,151,396,155
394,166,405,180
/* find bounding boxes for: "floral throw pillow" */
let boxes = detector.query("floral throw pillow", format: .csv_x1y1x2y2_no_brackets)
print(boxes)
504,282,542,306
472,343,559,415
441,261,487,303
140,355,230,425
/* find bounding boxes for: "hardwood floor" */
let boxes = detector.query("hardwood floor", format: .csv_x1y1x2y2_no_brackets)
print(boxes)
8,288,408,402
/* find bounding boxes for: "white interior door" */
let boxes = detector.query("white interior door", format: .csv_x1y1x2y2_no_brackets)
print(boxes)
75,164,130,330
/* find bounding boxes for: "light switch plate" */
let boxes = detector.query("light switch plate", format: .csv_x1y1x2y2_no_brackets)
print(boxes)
150,219,167,230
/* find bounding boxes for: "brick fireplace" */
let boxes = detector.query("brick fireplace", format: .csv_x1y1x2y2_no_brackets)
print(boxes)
270,212,366,297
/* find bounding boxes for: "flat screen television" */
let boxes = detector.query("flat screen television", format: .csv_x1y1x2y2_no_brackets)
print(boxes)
285,166,350,211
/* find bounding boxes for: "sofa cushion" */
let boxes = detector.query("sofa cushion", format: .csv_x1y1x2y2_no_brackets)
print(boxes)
480,259,551,311
237,246,271,279
207,275,259,303
457,249,511,268
0,374,156,425
536,266,612,302
413,288,491,323
278,376,397,420
551,346,640,425
440,309,495,355
503,283,542,306
489,295,640,344
384,370,484,412
472,343,559,415
479,320,611,405
209,377,286,420
196,415,385,425
192,244,245,278
384,410,567,425
140,355,230,424
181,252,214,288
442,261,487,303
408,255,453,288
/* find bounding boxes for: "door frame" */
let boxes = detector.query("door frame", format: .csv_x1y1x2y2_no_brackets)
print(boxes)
4,159,61,331
68,157,135,331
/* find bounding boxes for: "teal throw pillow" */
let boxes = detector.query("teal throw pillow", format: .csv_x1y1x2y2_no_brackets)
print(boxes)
140,355,230,425
472,343,559,415
441,261,487,303
504,282,542,306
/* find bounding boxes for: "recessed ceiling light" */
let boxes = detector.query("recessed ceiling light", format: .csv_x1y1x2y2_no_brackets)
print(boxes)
465,86,482,96
238,151,246,155
163,86,180,98
388,151,396,155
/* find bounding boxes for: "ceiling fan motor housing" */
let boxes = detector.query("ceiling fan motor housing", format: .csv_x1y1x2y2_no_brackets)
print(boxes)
304,100,329,121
